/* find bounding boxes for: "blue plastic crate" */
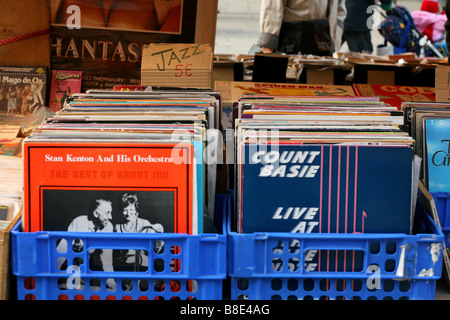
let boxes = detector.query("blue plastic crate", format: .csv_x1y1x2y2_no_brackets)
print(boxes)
11,195,228,300
431,192,450,248
227,193,444,300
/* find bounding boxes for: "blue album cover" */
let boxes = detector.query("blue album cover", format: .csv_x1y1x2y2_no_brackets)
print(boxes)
239,143,414,234
425,118,450,193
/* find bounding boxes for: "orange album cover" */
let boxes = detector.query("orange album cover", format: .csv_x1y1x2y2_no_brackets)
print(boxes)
353,83,435,110
23,141,194,234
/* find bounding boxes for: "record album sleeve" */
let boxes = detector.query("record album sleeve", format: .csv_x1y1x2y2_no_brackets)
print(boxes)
0,66,48,115
238,143,414,235
23,140,195,234
49,70,83,112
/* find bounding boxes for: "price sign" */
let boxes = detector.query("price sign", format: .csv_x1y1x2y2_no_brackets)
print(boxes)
141,43,213,89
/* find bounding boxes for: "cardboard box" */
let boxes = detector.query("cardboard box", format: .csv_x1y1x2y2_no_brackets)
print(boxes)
305,68,334,84
0,213,21,300
294,57,352,85
435,65,450,87
435,65,450,103
0,0,51,68
435,89,450,103
252,53,289,83
214,80,356,105
354,62,410,85
299,67,351,85
141,43,213,89
213,61,244,83
353,62,435,87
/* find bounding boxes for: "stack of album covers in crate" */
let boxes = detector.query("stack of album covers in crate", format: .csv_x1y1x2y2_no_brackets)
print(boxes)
401,101,450,284
22,87,223,236
401,101,450,194
234,94,417,239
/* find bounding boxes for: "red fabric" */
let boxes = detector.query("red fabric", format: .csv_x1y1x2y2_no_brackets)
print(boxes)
422,23,435,39
421,0,439,13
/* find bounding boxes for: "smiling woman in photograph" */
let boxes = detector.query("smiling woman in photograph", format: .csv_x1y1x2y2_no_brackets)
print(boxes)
113,193,164,272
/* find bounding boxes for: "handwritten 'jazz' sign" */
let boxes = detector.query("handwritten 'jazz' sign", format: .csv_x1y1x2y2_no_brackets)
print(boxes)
141,43,213,89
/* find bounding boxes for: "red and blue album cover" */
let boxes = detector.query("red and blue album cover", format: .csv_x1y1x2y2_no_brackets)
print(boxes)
238,143,414,235
23,140,194,234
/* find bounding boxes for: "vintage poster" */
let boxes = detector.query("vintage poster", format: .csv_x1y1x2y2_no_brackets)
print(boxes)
23,141,194,234
49,70,83,112
353,83,435,110
0,66,48,115
49,0,198,92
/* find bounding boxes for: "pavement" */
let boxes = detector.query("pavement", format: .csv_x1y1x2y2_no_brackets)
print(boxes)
214,0,438,55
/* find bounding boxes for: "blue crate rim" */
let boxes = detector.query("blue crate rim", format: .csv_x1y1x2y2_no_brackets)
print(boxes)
226,192,445,282
11,222,226,241
227,209,444,243
227,190,444,241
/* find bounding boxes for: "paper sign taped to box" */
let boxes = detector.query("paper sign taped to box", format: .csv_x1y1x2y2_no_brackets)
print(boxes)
141,43,213,89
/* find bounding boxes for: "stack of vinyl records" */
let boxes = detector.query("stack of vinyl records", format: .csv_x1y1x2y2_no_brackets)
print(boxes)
234,94,416,237
22,87,222,235
401,101,450,194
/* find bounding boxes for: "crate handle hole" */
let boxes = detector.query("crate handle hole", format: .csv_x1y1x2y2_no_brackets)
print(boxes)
289,240,300,254
170,245,181,255
271,278,282,291
122,279,133,292
288,258,299,272
57,257,68,271
90,278,101,291
187,280,198,293
370,241,381,254
72,239,84,253
287,278,298,291
138,279,149,292
154,258,164,272
170,280,181,293
24,277,35,290
171,258,181,272
272,240,284,254
154,279,165,292
386,241,397,254
154,240,165,254
237,278,249,290
385,259,396,272
272,258,283,271
56,239,68,253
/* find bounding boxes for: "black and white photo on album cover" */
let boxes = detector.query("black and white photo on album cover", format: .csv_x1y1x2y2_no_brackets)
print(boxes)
42,188,175,234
